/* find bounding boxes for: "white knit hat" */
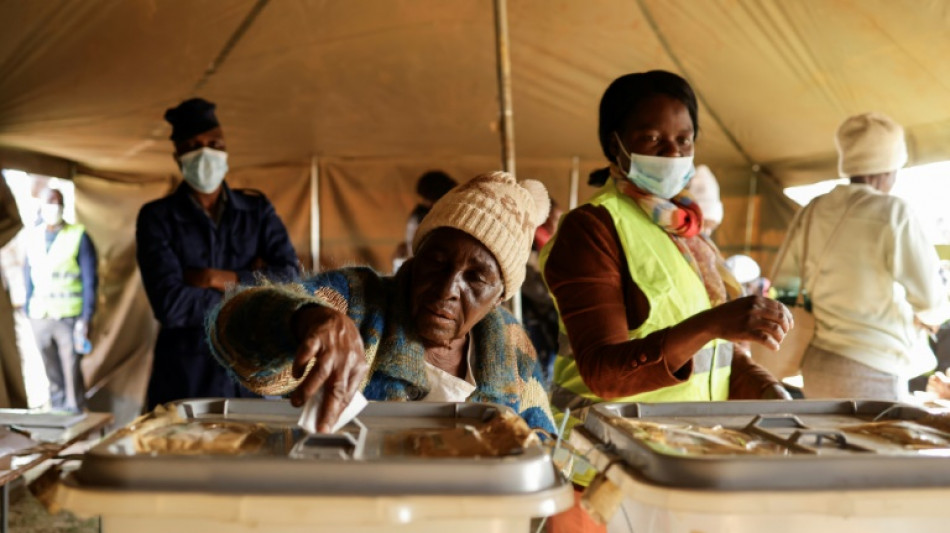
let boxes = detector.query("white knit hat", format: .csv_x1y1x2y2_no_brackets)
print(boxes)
412,171,550,300
835,112,908,178
688,165,723,224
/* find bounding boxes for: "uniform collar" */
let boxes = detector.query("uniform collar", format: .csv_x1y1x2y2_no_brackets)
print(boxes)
173,180,255,219
173,180,252,210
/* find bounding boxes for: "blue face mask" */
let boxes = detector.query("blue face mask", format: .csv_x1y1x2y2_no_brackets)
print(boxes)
179,147,228,193
614,132,695,199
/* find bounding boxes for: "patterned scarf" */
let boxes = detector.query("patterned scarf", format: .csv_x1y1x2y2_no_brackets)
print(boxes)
610,165,739,306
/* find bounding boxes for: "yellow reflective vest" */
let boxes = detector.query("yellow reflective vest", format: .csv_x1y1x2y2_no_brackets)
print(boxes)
27,224,85,319
541,180,732,424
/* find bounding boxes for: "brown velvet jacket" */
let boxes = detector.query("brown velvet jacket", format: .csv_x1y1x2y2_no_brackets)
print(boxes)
543,204,779,400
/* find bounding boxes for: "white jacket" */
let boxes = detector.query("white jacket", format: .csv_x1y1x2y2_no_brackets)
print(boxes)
773,184,950,377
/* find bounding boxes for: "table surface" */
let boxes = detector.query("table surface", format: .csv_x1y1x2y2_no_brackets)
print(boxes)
0,412,113,487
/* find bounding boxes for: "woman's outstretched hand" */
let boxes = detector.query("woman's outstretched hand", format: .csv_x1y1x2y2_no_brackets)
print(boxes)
289,305,368,432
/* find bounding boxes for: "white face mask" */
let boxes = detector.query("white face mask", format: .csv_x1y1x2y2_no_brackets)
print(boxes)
614,132,695,199
40,204,64,226
179,147,229,194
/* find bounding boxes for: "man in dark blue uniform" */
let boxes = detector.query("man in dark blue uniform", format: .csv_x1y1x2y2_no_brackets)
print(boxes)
137,98,299,410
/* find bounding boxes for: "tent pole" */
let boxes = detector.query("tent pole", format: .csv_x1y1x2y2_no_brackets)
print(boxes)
493,0,522,322
744,166,759,256
310,156,320,271
494,0,516,175
569,156,580,209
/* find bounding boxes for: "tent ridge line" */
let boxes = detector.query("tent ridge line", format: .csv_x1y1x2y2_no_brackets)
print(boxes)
192,0,271,93
633,0,758,169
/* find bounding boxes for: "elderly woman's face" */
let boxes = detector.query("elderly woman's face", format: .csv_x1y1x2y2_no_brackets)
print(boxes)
613,93,694,161
410,228,504,346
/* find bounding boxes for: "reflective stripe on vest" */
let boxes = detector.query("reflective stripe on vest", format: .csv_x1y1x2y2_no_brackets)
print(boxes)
27,224,85,319
550,344,734,413
540,180,732,412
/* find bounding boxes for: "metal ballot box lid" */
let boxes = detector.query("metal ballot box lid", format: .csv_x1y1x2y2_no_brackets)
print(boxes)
580,399,950,491
77,399,563,495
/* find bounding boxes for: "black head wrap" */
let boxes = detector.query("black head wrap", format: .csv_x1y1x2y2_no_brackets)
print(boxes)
164,97,220,142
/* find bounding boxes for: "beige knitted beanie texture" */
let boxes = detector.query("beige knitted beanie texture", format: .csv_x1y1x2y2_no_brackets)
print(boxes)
412,171,550,300
835,112,908,178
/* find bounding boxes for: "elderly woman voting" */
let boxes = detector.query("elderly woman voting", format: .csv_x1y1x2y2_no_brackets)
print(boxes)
208,171,555,434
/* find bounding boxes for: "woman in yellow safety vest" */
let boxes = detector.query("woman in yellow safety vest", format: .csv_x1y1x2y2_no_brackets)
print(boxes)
541,69,795,533
542,70,793,432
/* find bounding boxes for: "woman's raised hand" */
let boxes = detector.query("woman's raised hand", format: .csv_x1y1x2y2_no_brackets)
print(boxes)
289,305,368,432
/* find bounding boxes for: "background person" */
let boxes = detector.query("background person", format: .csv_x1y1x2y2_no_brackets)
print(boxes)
725,254,769,297
24,188,97,412
0,178,27,408
773,112,950,401
137,98,299,410
687,164,723,238
522,198,563,388
392,170,457,272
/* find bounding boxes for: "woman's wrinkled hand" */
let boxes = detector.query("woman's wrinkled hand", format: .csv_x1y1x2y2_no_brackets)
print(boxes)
707,295,794,351
289,305,368,432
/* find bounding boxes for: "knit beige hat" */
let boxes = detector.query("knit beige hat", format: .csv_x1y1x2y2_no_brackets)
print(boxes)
412,171,550,300
835,112,908,178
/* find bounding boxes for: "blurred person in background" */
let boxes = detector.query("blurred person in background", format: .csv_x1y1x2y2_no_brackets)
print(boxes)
137,98,299,410
725,254,769,297
687,164,723,238
392,170,457,272
773,112,950,401
0,178,27,407
24,187,97,412
521,198,563,387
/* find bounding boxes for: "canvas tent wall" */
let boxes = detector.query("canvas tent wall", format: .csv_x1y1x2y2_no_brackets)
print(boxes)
2,0,950,421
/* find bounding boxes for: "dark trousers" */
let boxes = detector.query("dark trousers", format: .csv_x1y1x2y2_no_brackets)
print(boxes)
146,327,260,411
31,317,86,412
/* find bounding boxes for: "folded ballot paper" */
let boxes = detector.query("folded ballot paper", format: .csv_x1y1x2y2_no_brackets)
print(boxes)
297,390,368,434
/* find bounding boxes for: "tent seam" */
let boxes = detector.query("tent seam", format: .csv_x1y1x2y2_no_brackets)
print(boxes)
192,0,272,93
633,0,758,169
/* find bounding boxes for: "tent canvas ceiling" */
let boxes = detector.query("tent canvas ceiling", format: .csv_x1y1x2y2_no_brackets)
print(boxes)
3,0,949,424
3,0,950,185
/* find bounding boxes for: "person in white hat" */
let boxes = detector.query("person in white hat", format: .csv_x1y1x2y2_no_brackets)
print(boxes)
688,164,724,237
725,254,768,297
773,112,950,401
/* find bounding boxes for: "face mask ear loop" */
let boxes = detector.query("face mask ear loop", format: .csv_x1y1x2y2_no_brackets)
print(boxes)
613,131,634,174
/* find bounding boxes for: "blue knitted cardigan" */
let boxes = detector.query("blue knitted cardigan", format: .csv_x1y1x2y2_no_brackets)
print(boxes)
208,265,556,434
